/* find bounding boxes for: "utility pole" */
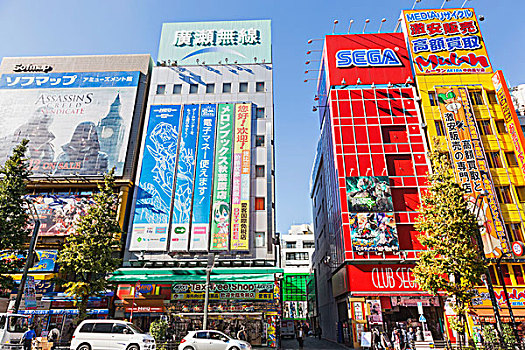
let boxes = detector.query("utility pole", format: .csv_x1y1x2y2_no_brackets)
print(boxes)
203,253,216,330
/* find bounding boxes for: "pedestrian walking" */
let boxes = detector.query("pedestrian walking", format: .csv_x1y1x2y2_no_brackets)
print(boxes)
48,327,61,350
296,325,304,349
416,327,423,341
407,327,415,350
237,326,248,341
393,329,402,350
21,325,36,350
317,326,322,340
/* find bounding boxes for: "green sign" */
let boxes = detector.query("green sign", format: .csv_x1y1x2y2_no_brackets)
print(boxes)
158,20,272,65
210,104,234,250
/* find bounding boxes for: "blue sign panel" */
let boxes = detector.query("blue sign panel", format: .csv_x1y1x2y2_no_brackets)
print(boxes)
170,105,200,251
190,104,217,251
129,105,182,251
0,71,140,89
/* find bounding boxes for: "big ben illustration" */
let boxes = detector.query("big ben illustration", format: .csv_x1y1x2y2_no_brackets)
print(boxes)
97,94,125,171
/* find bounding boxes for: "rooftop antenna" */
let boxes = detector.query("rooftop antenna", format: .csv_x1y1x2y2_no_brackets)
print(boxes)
411,0,421,10
347,19,354,33
440,0,451,9
332,20,339,34
378,18,386,33
363,19,370,34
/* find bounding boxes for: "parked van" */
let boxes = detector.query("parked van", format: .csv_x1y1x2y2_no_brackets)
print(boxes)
0,313,29,347
280,320,295,339
70,320,155,350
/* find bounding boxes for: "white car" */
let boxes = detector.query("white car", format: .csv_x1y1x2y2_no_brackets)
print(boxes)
70,319,155,350
178,330,251,350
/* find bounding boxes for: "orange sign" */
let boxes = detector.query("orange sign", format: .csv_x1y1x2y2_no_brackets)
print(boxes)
403,8,492,75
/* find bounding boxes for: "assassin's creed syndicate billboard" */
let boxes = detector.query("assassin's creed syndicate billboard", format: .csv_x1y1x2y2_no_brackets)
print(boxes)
0,71,140,177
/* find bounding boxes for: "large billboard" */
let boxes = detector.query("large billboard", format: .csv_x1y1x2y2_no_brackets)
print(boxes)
158,20,272,65
349,212,399,252
0,71,140,176
231,104,252,251
346,176,393,212
436,86,509,255
210,104,235,250
402,8,492,75
129,105,182,252
170,105,200,251
190,104,217,251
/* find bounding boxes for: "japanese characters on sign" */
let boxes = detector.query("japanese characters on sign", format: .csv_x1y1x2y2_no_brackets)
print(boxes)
170,105,200,251
190,104,217,251
171,282,274,300
172,28,260,47
492,71,525,183
210,104,235,250
130,105,182,252
436,86,509,256
231,104,252,251
402,8,492,75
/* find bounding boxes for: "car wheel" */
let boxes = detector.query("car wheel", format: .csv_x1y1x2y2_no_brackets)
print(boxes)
230,347,240,350
77,344,91,350
127,345,140,350
183,347,195,350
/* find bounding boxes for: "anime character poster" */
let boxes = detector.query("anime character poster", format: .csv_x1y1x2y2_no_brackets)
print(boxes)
190,104,217,251
349,212,399,252
346,176,393,212
210,104,235,250
129,105,182,251
170,105,200,251
0,71,140,177
366,299,383,325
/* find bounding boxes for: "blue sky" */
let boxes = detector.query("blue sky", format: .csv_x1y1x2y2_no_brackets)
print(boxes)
0,0,523,235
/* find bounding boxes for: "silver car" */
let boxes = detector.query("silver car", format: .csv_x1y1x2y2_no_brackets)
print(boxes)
178,330,251,350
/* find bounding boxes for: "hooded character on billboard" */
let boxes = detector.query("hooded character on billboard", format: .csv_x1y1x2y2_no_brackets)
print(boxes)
213,201,230,235
0,107,55,163
54,121,108,175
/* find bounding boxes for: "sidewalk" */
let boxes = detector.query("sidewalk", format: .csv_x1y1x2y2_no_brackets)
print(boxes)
254,336,352,350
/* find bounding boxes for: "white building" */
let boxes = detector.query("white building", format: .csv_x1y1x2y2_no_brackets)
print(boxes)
281,224,315,272
511,84,525,131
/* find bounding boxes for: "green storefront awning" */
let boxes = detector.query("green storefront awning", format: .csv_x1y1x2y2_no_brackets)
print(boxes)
109,267,283,283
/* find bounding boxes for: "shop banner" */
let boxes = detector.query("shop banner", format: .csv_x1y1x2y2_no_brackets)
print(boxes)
231,104,252,251
348,264,420,293
349,212,399,252
436,86,509,256
170,105,200,251
1,250,58,272
0,71,140,176
492,71,525,182
402,8,492,75
24,276,37,309
391,296,440,307
171,282,274,300
210,104,235,250
190,104,217,251
366,299,383,324
283,301,307,319
130,105,182,251
346,176,394,212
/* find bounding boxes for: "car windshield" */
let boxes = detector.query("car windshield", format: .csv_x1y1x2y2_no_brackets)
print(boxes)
127,324,144,334
8,316,28,333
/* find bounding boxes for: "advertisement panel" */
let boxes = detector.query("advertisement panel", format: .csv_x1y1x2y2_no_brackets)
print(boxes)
0,71,140,176
190,104,217,251
324,33,412,85
366,300,383,324
0,250,58,272
24,276,37,310
129,105,182,251
402,8,492,75
472,287,525,307
170,105,200,251
210,104,235,250
171,282,274,300
26,194,94,236
283,301,307,319
231,104,252,251
436,86,509,255
349,212,398,252
158,20,272,65
346,176,393,212
492,71,525,182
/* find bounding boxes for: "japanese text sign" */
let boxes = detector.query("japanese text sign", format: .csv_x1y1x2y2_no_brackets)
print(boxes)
402,8,492,75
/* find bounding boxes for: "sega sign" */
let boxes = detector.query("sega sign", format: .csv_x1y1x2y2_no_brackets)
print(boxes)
336,48,402,68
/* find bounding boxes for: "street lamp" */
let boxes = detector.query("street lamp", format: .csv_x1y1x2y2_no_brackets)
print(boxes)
202,253,216,330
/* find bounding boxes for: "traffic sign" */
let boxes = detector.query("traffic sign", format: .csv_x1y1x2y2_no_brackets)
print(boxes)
419,315,427,323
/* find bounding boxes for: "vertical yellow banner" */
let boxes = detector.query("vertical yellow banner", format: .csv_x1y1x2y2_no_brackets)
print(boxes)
231,104,252,250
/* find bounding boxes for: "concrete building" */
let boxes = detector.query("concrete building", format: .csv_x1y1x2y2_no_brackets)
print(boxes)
281,224,315,271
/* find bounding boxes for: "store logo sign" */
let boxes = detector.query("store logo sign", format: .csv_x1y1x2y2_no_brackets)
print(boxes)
13,64,53,73
336,48,402,68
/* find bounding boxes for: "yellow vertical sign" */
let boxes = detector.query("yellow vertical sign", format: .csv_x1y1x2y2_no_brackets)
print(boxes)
231,104,252,250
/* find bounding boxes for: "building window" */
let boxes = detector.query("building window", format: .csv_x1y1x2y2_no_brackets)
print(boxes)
435,120,445,136
495,120,507,134
189,84,198,94
256,135,265,147
239,82,248,93
206,83,215,93
496,186,513,204
428,91,438,106
487,91,498,104
469,91,484,105
508,223,524,242
501,264,512,286
256,107,265,119
505,152,518,167
156,84,166,94
222,83,232,93
286,252,309,260
255,232,265,248
173,84,182,94
256,165,265,177
487,152,503,168
477,120,493,135
516,186,525,202
256,81,265,92
513,265,525,285
489,265,499,285
286,242,296,249
303,242,315,249
255,197,265,210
